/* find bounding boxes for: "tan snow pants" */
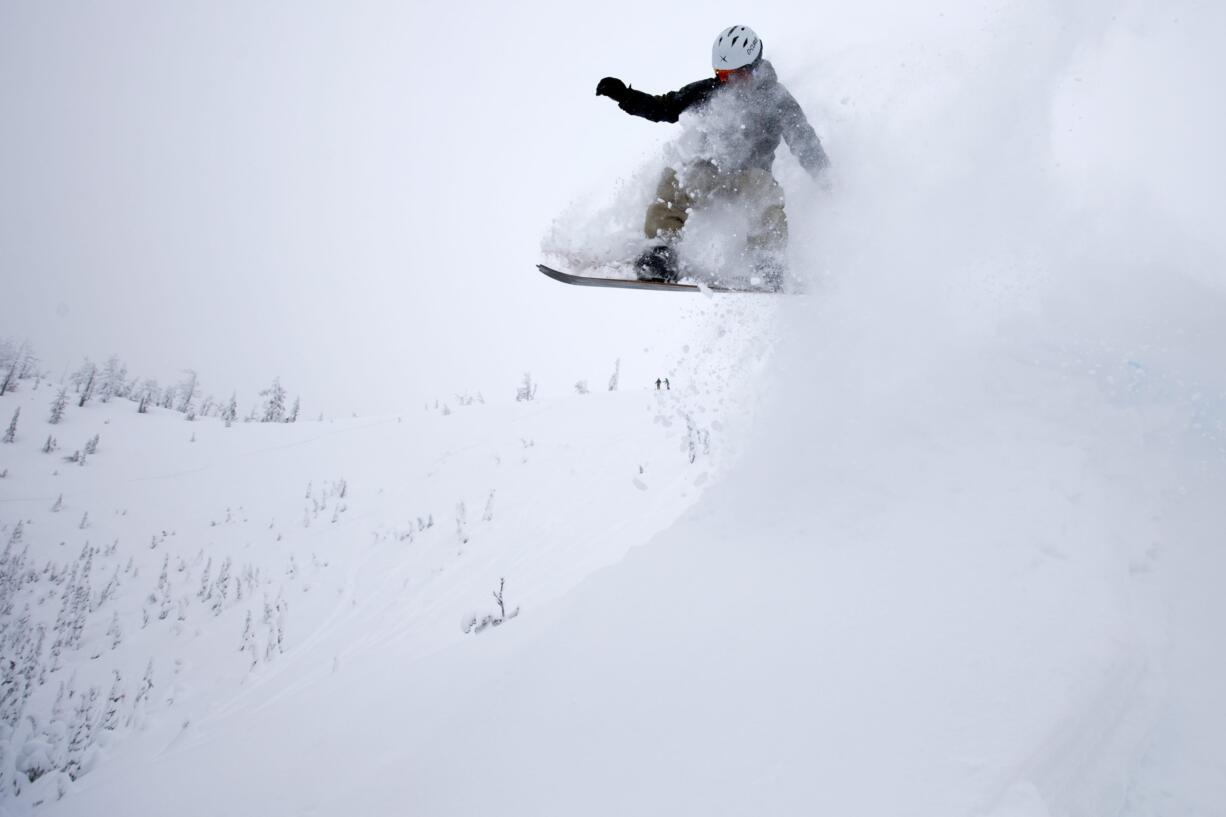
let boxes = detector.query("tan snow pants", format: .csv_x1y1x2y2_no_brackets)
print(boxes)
644,160,787,251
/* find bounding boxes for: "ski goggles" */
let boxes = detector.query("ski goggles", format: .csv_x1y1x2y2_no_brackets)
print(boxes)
715,67,750,82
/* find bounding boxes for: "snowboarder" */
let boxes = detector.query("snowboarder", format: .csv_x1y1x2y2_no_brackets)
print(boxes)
596,25,829,288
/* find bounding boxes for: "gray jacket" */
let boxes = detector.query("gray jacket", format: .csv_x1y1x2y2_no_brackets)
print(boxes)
616,60,829,178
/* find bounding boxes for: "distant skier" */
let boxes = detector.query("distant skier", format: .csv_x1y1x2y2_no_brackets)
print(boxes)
596,25,829,288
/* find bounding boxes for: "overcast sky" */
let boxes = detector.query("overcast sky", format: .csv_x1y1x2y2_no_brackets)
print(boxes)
2,0,1223,415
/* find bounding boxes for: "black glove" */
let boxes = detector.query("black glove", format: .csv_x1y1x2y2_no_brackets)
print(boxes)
596,77,628,101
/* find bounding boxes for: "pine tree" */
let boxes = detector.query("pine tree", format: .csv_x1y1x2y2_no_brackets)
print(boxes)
608,358,621,391
68,583,90,648
222,393,238,428
134,660,154,707
287,396,300,423
37,684,67,779
0,342,25,396
99,566,120,607
75,361,97,408
99,355,127,402
42,435,57,454
177,370,199,415
240,611,258,667
156,555,171,620
3,406,18,443
198,557,213,600
138,378,159,406
212,557,232,614
63,688,96,779
49,388,68,424
516,373,537,402
260,378,286,423
107,611,122,649
100,672,124,731
274,592,287,653
48,635,63,673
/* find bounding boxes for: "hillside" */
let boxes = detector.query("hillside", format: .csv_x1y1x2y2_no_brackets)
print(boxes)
0,337,759,814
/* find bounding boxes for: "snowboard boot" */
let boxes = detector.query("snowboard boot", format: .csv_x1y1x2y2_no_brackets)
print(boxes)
634,245,680,283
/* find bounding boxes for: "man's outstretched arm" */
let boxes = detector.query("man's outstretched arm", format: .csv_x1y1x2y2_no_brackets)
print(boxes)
596,77,715,124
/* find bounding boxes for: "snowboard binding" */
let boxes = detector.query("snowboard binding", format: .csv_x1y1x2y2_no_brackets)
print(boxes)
634,245,680,284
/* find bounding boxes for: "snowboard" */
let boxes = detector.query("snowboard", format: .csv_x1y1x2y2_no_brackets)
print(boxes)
537,264,780,294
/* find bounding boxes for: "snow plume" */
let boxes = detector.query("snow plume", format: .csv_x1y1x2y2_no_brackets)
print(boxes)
733,1,1226,812
421,3,1226,816
540,162,664,272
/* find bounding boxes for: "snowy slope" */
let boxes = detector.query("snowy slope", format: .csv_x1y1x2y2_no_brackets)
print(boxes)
0,318,763,813
4,0,1226,815
15,280,1224,817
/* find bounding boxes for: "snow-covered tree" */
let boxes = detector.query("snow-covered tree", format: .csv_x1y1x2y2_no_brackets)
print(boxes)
274,592,287,653
0,341,34,396
106,611,122,649
608,358,621,391
74,361,97,407
99,672,124,731
99,356,128,402
287,396,300,423
156,555,171,620
455,501,469,545
177,369,199,415
240,611,258,667
516,373,537,402
261,596,277,658
3,406,18,443
48,388,68,424
136,379,160,414
0,343,24,396
63,687,97,780
98,566,120,607
84,434,99,455
212,557,232,614
134,661,154,708
260,378,286,423
198,557,213,600
222,393,238,428
574,379,590,395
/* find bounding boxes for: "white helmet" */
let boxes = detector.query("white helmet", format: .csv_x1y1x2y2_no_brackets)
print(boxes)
712,25,763,71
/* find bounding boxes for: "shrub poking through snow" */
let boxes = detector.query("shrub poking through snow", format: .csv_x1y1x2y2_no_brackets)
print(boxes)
462,578,520,634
